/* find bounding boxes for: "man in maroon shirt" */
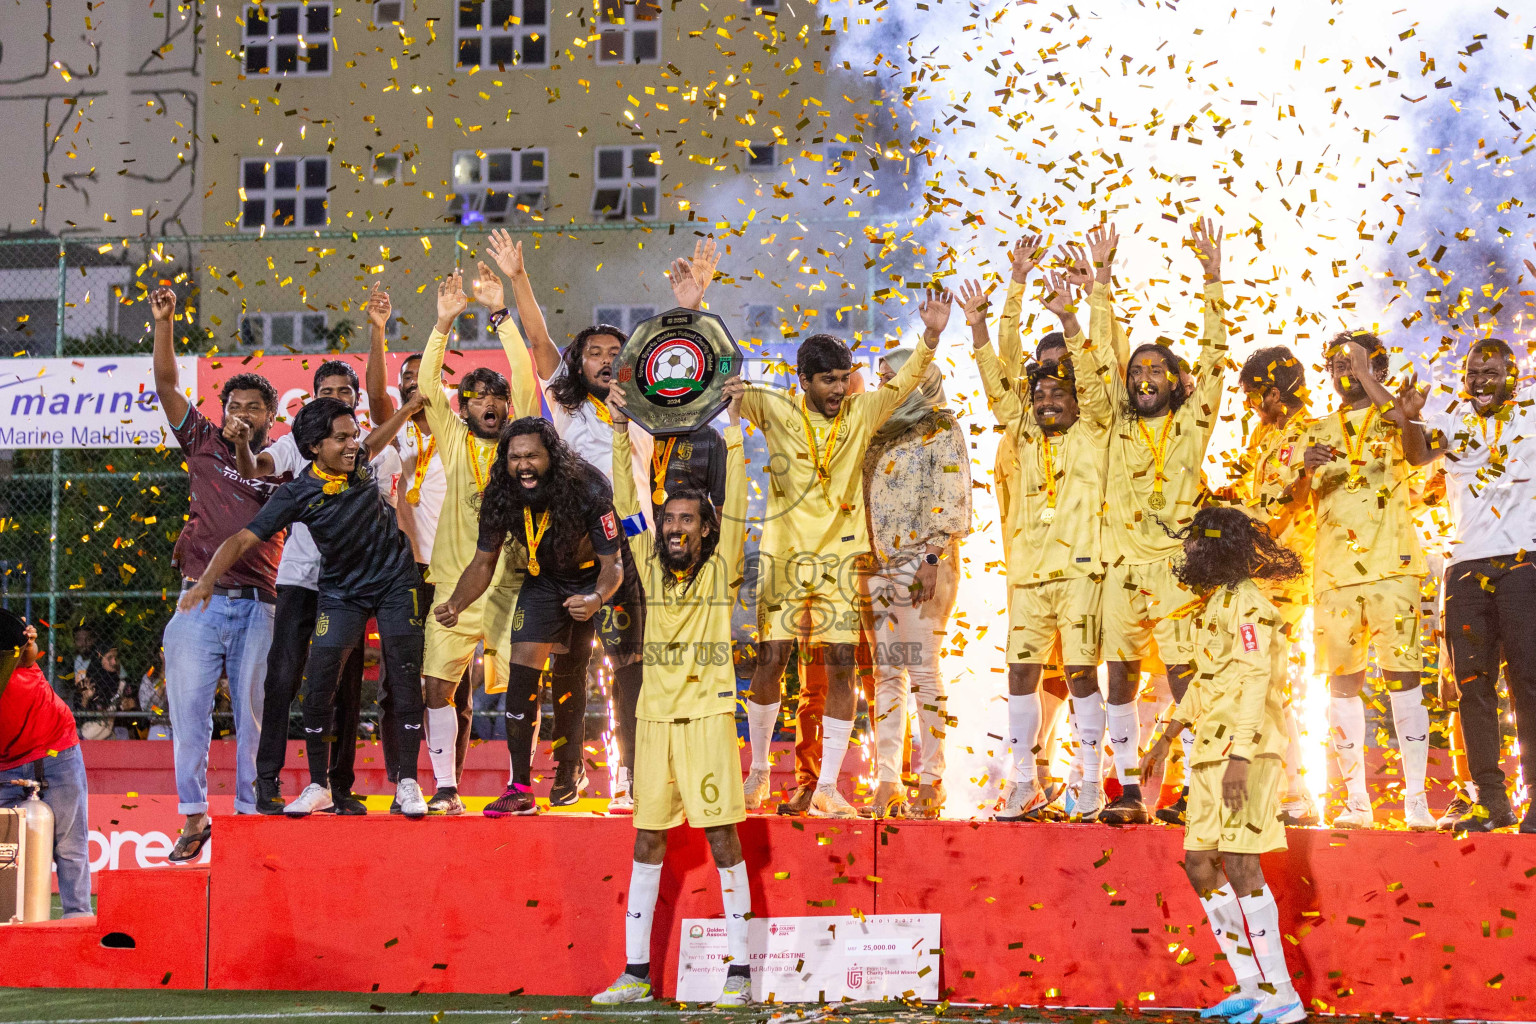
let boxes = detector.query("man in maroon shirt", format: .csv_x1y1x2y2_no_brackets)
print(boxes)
150,287,283,861
1,610,91,916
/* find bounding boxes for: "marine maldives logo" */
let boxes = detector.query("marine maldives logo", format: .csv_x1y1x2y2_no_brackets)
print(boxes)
635,330,720,408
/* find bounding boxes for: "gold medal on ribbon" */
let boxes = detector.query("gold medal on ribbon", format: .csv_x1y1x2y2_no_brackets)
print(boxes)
651,436,678,507
1040,506,1056,524
1148,491,1167,510
406,421,434,505
1337,405,1379,495
652,485,668,506
1039,436,1061,524
523,507,551,576
1136,413,1175,514
314,465,349,495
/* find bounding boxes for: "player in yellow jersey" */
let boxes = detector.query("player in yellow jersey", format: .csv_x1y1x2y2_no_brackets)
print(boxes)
1233,346,1319,827
1080,220,1231,825
739,293,949,818
963,273,1112,821
1141,506,1308,1024
419,266,540,816
1287,333,1433,830
588,378,753,1006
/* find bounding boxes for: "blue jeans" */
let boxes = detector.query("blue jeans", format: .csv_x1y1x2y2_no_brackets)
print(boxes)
163,593,274,814
0,744,92,917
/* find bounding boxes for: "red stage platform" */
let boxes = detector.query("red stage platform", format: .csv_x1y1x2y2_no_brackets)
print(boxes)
3,813,1533,1018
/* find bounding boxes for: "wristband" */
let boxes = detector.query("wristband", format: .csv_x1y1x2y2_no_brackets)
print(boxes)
488,307,512,331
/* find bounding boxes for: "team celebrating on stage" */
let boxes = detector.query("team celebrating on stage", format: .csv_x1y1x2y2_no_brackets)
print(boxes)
146,217,1535,1011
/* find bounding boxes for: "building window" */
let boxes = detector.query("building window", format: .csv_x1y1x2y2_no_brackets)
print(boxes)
591,145,659,221
456,0,548,68
239,312,329,351
592,305,656,334
746,142,777,169
372,154,400,185
240,157,329,231
373,0,404,25
597,0,660,64
243,3,332,76
449,148,548,223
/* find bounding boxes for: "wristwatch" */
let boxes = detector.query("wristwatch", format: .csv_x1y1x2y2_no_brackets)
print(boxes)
923,552,940,566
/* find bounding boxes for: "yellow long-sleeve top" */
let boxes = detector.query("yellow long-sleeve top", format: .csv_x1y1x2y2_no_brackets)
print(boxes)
420,320,540,587
1083,280,1229,565
740,342,933,561
992,280,1030,530
1172,579,1289,767
1292,404,1424,591
975,339,1110,586
1237,412,1316,582
614,423,747,722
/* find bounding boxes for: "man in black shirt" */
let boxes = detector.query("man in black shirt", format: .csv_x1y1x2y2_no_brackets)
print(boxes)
180,397,432,818
435,417,631,816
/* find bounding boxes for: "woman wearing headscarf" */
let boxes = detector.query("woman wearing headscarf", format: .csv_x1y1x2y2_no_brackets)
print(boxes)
860,347,971,818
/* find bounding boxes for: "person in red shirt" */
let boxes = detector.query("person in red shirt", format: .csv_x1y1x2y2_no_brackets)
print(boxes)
1,609,92,917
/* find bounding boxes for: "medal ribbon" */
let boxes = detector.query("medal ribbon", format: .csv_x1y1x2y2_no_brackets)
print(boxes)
1338,405,1379,488
1470,407,1508,468
405,421,436,505
800,397,848,507
1039,436,1060,512
465,433,496,493
523,508,551,576
588,394,613,425
1136,412,1176,502
313,464,350,495
652,435,678,506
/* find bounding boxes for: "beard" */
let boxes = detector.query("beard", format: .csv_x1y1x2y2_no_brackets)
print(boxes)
517,471,553,508
657,535,700,576
1334,378,1367,403
586,376,612,400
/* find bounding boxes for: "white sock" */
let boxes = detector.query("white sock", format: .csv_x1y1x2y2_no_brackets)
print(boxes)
425,705,458,790
1037,689,1064,786
1237,885,1296,995
1200,885,1262,995
817,717,853,789
1388,686,1430,799
747,700,780,773
1329,695,1368,803
1178,730,1196,785
1106,701,1141,787
1007,691,1042,786
625,861,664,968
717,861,751,970
1070,693,1106,784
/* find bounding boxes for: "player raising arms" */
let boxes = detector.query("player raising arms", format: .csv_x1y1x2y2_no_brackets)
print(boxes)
1290,333,1432,830
740,292,949,818
964,272,1112,821
590,377,753,1006
1084,219,1230,825
1141,507,1308,1024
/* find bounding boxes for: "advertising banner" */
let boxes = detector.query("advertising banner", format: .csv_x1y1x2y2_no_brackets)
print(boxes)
0,356,196,449
675,913,941,1003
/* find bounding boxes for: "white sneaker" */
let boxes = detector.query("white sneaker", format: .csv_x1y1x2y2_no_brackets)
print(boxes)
808,784,858,818
995,779,1041,822
396,779,428,819
716,973,752,1006
1404,793,1435,831
284,783,332,817
1331,796,1373,829
592,972,653,1004
609,767,634,815
1072,781,1104,821
1249,986,1306,1023
743,767,772,810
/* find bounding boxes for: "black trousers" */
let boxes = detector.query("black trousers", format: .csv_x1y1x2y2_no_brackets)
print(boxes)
299,583,426,787
255,585,374,791
1445,554,1536,801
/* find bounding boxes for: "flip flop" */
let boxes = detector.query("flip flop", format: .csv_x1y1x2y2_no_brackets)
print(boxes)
168,822,211,862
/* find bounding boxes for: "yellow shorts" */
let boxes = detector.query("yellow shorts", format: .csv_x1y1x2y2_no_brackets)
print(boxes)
1100,559,1196,665
1184,757,1286,855
633,713,748,831
1314,576,1422,676
1009,575,1102,665
755,549,866,647
423,584,518,694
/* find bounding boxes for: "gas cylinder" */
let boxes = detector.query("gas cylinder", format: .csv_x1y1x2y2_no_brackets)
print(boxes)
17,784,54,923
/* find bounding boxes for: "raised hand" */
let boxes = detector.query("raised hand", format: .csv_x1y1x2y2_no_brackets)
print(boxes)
1009,233,1046,284
472,260,505,310
435,269,470,330
1189,217,1223,281
1086,222,1119,284
150,287,177,323
366,281,391,330
1040,271,1074,318
668,237,720,309
1056,242,1094,289
918,286,954,341
221,414,253,448
1397,372,1428,420
606,385,630,426
955,278,987,325
723,374,744,423
486,229,525,279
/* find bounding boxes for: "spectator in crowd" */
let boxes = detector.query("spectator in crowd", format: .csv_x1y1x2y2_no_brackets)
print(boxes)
1,611,92,918
75,647,124,741
71,624,95,693
139,653,172,740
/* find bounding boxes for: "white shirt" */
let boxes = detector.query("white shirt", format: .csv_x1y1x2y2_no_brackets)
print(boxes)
541,366,654,507
399,421,448,565
267,432,402,588
1425,387,1536,566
